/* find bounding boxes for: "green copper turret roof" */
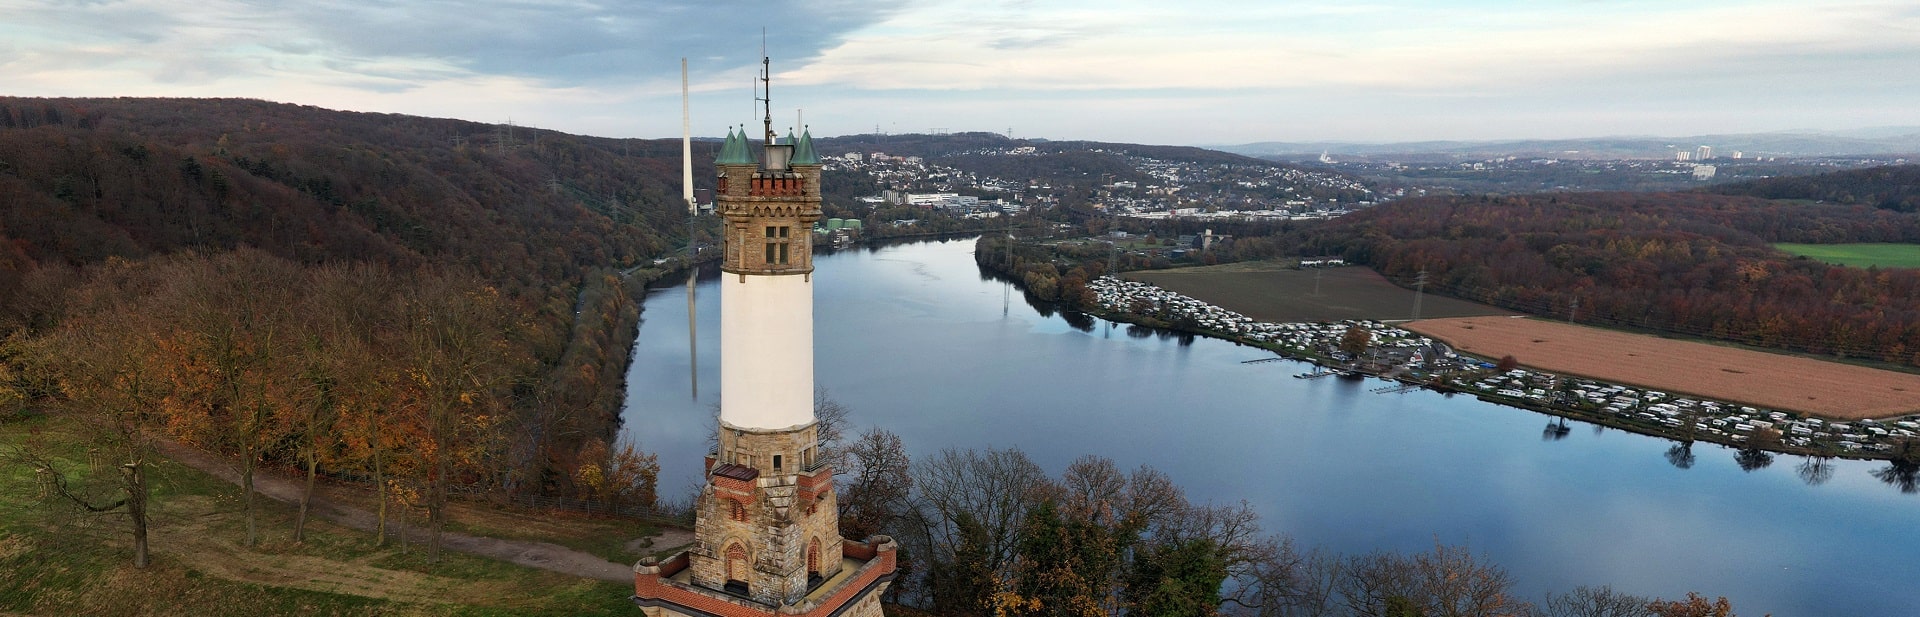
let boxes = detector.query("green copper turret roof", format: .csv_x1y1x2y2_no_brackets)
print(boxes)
791,127,820,165
716,126,755,165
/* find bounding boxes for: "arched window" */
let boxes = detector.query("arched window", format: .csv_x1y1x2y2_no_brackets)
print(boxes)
806,538,824,589
726,542,749,583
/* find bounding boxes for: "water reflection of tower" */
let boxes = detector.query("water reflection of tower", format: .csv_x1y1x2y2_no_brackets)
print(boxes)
683,58,698,400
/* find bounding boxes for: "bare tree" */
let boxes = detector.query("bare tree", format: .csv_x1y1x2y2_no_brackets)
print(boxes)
1336,550,1423,617
148,250,303,547
840,427,912,541
814,387,851,467
1061,454,1128,525
1225,542,1344,617
909,446,1052,579
398,274,518,562
1409,542,1527,617
16,292,167,567
1532,586,1654,617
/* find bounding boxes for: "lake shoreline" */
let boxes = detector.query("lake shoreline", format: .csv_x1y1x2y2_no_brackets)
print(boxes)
977,250,1914,464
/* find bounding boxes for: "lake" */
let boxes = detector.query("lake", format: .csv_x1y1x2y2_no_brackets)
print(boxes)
621,237,1918,616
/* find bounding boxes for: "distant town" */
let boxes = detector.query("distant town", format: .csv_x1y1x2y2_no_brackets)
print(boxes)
822,142,1383,225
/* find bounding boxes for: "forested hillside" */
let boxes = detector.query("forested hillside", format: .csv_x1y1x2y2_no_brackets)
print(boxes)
0,97,702,302
0,97,701,506
1283,191,1920,364
1709,164,1920,212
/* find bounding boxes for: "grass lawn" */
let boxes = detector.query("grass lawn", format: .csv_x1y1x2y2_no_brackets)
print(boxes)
0,413,636,616
1775,243,1920,269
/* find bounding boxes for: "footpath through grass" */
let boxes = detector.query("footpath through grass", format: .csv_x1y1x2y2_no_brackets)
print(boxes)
1775,243,1920,269
0,413,636,616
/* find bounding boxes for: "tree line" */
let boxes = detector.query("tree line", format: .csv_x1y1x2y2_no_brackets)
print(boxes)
4,248,660,565
0,95,706,464
1270,190,1920,365
833,426,1749,617
1709,163,1920,213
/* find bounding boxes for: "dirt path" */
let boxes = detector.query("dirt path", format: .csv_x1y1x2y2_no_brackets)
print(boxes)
150,439,637,582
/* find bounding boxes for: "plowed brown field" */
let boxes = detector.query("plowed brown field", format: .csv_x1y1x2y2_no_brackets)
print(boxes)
1125,262,1512,323
1406,316,1920,419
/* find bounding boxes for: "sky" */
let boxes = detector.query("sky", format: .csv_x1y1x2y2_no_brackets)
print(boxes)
2,0,1917,145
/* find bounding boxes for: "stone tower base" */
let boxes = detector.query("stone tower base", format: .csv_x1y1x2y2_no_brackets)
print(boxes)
633,536,895,617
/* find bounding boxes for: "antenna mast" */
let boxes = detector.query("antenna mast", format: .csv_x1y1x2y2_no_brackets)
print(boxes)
757,29,774,144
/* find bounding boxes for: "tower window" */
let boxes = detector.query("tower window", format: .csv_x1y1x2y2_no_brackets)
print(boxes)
763,226,792,266
773,455,783,471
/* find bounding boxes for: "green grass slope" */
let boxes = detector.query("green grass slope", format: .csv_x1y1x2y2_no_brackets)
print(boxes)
1776,243,1920,269
0,414,634,616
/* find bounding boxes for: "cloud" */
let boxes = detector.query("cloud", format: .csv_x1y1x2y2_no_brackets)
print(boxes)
0,0,911,89
0,0,1912,144
787,0,1920,94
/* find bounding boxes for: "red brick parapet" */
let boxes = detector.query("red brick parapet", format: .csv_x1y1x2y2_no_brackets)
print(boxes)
749,176,806,197
795,467,834,505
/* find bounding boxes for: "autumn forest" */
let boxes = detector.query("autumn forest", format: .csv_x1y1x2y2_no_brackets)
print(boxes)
0,97,706,558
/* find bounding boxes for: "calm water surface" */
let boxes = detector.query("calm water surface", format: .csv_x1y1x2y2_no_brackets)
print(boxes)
622,238,1919,617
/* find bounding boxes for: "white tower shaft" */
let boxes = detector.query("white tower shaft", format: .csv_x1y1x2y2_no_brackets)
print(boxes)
720,272,813,429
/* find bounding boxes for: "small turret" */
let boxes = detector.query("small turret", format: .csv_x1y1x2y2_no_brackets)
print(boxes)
716,126,756,165
792,127,820,166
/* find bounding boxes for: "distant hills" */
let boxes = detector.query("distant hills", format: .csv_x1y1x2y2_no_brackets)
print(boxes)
821,131,1285,166
1710,164,1920,212
1221,130,1920,160
0,97,696,299
1282,183,1920,364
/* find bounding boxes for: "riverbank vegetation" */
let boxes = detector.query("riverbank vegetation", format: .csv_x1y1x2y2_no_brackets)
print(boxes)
981,237,1920,466
1011,164,1920,368
835,427,1755,617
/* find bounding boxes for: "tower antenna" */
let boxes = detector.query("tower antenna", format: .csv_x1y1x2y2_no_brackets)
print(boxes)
757,28,774,144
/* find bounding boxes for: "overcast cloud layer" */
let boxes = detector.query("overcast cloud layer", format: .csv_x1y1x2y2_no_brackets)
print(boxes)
2,0,1915,144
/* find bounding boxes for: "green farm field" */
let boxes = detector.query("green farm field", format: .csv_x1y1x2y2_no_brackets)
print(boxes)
1775,243,1920,268
1123,261,1513,323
